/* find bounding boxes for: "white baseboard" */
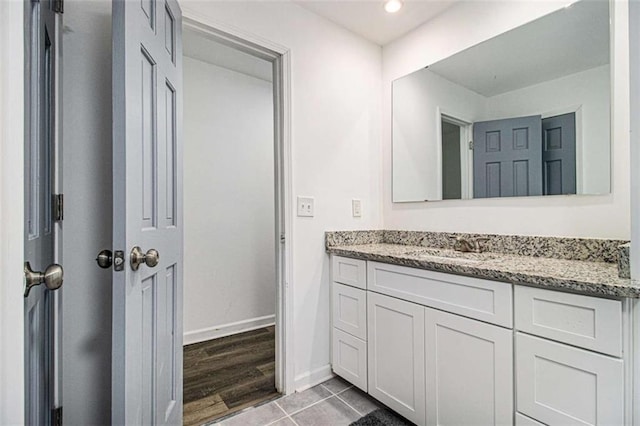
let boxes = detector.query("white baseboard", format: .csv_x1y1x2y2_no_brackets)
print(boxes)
294,364,334,392
183,314,275,346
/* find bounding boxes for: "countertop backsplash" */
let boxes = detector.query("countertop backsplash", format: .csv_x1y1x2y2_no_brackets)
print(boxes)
326,230,628,264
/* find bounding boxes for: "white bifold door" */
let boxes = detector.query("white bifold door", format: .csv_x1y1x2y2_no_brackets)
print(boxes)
111,1,184,424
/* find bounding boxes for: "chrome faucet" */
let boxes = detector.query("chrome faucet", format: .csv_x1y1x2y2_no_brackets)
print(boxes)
453,236,489,253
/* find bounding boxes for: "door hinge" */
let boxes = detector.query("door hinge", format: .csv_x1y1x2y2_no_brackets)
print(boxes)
53,194,64,221
53,0,63,14
469,140,474,150
280,234,286,244
52,407,62,426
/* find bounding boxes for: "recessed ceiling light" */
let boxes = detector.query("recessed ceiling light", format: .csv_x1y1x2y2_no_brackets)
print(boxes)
384,0,403,13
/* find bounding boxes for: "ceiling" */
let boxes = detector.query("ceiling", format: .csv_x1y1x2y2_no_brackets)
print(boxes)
293,0,457,45
427,0,610,97
183,29,273,82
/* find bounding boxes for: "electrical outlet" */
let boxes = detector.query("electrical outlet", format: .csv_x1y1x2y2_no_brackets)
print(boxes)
352,199,362,217
297,196,314,217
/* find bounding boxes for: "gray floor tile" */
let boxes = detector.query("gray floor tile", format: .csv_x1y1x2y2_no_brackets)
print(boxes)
320,377,352,394
277,385,332,414
220,401,286,426
268,417,297,426
336,387,381,416
292,396,360,426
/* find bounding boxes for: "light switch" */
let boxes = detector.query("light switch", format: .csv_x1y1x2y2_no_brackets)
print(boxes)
352,199,362,217
297,196,314,217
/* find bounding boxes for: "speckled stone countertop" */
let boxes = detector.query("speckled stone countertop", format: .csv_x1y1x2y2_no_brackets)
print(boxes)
326,231,639,298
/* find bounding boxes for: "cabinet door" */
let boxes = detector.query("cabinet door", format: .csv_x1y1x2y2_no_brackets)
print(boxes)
332,283,367,340
368,292,425,425
516,333,623,426
425,308,513,426
332,328,368,392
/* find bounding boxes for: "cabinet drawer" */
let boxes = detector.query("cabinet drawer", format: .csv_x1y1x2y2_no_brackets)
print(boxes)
516,333,623,426
515,286,622,357
332,256,367,289
368,261,512,327
332,283,367,340
332,328,367,392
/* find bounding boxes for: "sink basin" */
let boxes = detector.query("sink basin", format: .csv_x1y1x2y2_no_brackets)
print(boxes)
403,248,498,263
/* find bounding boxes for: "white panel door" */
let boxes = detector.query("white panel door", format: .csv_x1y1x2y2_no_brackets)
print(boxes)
516,333,624,426
368,292,425,425
425,308,513,426
112,1,183,424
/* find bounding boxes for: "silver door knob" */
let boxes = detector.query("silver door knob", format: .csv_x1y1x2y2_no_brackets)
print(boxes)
24,262,64,297
130,246,160,271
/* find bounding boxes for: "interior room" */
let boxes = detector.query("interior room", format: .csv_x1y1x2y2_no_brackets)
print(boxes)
2,0,640,425
181,28,278,425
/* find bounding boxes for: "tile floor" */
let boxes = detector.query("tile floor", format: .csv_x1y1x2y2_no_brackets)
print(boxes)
210,377,386,426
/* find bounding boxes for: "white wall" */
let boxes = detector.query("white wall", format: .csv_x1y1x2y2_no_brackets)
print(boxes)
61,1,113,424
183,56,276,344
180,1,383,389
382,0,630,239
485,65,611,195
393,69,486,201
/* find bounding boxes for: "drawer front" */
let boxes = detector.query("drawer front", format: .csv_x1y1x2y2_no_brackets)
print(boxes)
515,286,622,357
516,333,624,426
332,283,367,340
332,328,367,392
367,261,512,327
332,256,367,289
515,413,545,426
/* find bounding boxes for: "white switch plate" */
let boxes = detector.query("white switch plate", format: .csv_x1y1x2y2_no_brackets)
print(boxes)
352,199,362,217
297,196,314,217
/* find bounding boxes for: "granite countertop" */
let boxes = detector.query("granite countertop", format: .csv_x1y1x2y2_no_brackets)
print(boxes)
326,232,639,298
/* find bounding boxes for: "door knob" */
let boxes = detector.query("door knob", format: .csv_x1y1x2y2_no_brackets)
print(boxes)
24,262,64,297
130,246,159,271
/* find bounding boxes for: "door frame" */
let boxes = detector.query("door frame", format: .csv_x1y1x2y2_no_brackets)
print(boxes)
181,10,295,394
0,0,26,423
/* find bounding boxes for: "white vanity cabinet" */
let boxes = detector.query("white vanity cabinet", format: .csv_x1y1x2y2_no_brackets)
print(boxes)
330,256,368,391
329,255,629,426
514,286,625,425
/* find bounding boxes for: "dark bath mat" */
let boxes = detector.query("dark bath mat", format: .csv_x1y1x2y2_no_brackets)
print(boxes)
349,408,414,426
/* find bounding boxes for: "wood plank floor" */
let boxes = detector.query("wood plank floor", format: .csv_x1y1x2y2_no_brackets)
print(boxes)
183,326,279,426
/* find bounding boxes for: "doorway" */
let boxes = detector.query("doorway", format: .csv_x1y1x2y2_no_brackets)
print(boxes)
180,20,289,425
439,114,472,200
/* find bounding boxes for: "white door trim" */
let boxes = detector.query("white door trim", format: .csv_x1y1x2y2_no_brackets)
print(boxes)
181,10,295,395
629,0,640,424
0,1,26,423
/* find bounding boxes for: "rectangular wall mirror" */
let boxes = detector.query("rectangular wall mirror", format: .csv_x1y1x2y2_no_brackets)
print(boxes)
392,0,611,202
